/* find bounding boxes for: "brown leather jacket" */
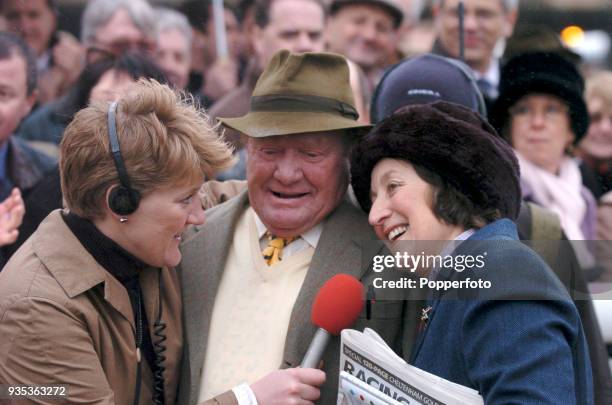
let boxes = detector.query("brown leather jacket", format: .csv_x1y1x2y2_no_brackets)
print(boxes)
0,210,236,405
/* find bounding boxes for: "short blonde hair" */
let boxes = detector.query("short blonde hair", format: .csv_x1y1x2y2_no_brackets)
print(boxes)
60,79,235,219
586,70,612,109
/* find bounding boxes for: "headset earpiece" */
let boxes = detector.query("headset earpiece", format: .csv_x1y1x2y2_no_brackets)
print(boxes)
108,185,141,216
107,101,141,216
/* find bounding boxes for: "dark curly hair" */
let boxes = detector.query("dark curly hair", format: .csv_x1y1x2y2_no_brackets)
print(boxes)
350,101,521,229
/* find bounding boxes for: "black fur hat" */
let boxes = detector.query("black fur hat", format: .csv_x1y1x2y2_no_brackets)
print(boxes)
350,101,521,220
490,52,589,144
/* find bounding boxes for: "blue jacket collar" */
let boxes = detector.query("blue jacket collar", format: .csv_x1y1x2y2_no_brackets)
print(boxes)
467,218,518,241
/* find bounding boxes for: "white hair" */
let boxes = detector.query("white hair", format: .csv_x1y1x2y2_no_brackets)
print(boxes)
155,7,193,47
81,0,157,44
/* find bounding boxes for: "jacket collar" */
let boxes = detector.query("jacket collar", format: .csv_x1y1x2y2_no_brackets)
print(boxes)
32,210,136,326
467,218,518,241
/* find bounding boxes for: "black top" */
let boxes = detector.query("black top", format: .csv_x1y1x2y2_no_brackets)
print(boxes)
61,211,159,380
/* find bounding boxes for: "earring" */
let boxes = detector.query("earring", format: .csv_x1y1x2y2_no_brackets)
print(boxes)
119,217,128,223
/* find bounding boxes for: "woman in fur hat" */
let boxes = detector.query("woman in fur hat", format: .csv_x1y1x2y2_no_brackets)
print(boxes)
490,51,597,242
350,101,593,404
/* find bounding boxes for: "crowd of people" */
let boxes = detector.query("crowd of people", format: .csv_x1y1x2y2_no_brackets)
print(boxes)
0,0,611,404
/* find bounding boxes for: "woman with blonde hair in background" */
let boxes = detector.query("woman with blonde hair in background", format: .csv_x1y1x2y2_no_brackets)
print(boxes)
578,70,612,200
579,71,612,282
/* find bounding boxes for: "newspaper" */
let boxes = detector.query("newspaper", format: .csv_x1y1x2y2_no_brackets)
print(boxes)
337,328,484,405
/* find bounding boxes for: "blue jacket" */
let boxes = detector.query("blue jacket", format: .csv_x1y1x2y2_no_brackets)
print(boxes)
410,219,593,404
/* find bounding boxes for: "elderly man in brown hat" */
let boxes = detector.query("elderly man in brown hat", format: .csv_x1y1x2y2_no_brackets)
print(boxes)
177,50,412,404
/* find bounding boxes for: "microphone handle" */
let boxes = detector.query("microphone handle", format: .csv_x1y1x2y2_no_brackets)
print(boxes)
300,328,331,368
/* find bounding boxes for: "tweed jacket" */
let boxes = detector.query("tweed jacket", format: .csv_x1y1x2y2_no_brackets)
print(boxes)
410,219,594,404
177,191,417,405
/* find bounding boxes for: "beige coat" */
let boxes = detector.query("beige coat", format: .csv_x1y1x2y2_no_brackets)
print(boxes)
0,210,236,405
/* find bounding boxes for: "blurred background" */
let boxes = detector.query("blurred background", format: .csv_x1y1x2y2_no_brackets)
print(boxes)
48,0,611,68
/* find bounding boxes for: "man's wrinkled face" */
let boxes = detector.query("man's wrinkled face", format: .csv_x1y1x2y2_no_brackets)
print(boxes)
435,0,516,73
246,132,349,237
253,0,325,67
326,3,398,72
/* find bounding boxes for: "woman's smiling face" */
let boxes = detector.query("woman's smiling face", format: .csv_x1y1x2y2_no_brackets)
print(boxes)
116,180,205,268
368,158,464,243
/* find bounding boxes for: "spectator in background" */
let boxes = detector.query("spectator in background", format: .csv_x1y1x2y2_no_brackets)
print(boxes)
208,0,327,180
0,32,55,267
0,31,55,198
431,0,518,105
396,0,434,58
326,0,404,90
201,3,245,105
81,0,156,63
154,8,193,91
580,71,612,287
1,0,84,104
236,0,257,60
578,71,612,199
180,0,246,107
491,52,597,248
18,52,167,146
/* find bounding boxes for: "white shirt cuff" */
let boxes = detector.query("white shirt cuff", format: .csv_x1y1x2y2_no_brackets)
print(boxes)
232,383,259,405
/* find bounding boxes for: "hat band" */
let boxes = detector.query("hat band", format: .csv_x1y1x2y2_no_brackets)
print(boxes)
251,94,359,120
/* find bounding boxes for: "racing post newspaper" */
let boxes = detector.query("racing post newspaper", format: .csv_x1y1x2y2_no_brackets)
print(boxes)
337,328,484,405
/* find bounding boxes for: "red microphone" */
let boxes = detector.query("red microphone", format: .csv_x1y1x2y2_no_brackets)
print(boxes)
300,274,364,368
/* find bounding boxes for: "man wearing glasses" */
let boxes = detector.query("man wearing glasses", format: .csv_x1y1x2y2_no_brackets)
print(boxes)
81,0,157,63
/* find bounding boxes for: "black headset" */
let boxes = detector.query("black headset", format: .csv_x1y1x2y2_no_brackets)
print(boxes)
107,102,167,404
107,101,141,215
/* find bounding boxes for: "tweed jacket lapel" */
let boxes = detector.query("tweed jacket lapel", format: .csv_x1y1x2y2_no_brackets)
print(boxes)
178,191,249,404
282,199,381,369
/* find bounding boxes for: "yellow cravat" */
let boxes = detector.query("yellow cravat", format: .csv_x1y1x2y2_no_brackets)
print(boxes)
262,233,296,266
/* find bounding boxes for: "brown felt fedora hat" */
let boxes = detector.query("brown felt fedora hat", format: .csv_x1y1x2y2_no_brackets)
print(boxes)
219,50,372,138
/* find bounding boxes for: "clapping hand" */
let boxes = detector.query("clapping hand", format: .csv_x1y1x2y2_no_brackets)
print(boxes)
0,188,25,246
